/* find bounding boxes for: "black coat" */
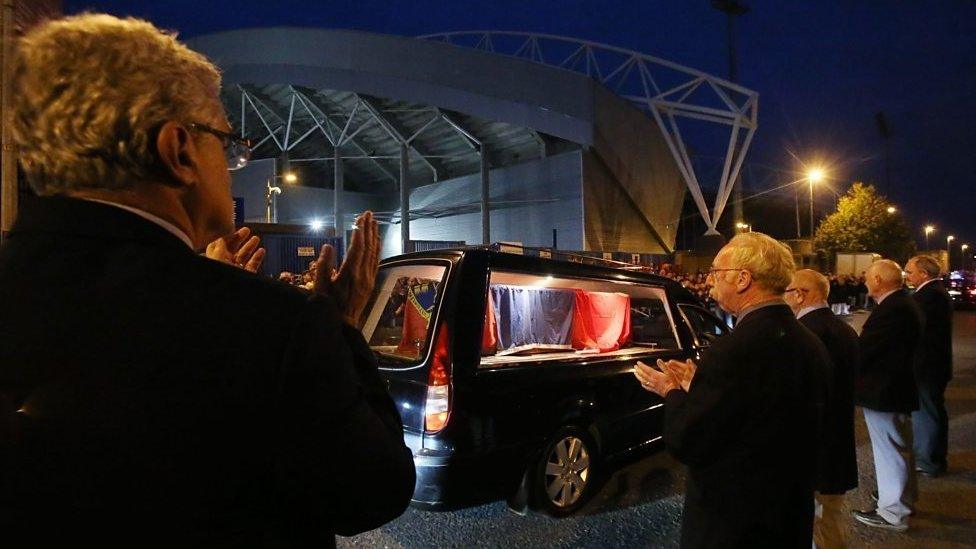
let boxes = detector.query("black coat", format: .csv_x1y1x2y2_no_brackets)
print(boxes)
912,280,953,384
0,196,415,547
798,308,859,494
855,290,923,413
664,304,829,548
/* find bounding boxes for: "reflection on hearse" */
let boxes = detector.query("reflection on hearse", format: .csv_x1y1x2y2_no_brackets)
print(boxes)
362,264,447,363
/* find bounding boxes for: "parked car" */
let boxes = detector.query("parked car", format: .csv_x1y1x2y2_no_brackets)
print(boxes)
947,273,976,309
358,248,728,516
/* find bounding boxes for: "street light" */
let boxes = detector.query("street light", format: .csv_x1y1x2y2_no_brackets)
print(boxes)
962,244,970,271
735,222,752,232
947,235,955,270
886,206,897,214
266,171,298,223
806,167,825,240
924,225,935,249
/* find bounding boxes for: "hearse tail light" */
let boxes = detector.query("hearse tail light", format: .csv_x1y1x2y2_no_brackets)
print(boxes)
425,323,452,433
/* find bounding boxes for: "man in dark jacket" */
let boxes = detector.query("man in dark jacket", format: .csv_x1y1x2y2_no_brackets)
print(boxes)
852,259,923,531
905,255,953,476
636,232,829,548
0,14,414,546
786,269,859,548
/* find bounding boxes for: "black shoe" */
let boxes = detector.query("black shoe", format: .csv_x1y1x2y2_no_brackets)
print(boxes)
852,509,908,531
915,467,942,478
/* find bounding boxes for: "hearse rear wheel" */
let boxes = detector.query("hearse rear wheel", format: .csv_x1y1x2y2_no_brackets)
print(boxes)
532,427,598,517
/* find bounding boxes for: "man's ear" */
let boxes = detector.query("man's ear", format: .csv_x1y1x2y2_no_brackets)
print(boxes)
736,270,752,293
155,120,198,189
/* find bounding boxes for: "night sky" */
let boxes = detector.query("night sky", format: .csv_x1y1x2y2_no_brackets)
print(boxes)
62,0,976,250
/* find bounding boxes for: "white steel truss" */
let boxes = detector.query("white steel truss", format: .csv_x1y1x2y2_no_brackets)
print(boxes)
233,85,493,184
419,31,759,234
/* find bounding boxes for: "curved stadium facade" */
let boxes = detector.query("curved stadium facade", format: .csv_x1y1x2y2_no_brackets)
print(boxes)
188,29,757,259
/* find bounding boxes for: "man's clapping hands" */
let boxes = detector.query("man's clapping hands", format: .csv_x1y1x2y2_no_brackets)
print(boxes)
634,358,697,397
205,226,265,273
313,211,380,327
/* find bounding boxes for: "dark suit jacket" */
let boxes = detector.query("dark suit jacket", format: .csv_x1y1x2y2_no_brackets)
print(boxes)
0,196,415,547
855,290,923,413
665,304,829,548
798,307,859,494
912,280,953,384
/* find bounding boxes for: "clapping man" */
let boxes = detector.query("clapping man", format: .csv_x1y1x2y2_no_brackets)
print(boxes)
905,255,953,477
0,14,414,546
635,232,829,548
852,260,923,531
785,270,860,548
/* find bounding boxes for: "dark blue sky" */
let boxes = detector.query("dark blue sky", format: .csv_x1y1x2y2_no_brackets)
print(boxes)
63,0,976,248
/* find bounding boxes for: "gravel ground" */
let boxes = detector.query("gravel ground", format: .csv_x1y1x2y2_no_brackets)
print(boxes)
339,310,976,548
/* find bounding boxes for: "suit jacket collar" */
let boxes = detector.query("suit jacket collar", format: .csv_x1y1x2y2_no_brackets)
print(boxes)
800,307,834,323
872,288,908,313
9,195,195,255
735,302,794,330
914,279,944,294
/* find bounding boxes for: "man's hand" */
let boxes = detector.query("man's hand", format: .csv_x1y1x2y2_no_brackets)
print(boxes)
634,360,680,397
205,227,265,273
314,211,380,326
659,358,698,392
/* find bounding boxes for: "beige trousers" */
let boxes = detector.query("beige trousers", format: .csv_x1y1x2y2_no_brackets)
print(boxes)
814,492,846,549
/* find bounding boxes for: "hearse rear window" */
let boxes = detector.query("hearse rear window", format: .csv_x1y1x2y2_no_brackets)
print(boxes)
479,271,680,367
361,263,447,365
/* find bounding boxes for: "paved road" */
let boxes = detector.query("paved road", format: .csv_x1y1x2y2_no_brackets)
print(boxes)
339,310,976,548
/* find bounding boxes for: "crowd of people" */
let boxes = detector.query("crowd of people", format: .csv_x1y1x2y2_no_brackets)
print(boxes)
0,12,958,549
277,261,318,290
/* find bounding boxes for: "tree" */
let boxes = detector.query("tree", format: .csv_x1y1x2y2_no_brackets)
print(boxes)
814,182,915,265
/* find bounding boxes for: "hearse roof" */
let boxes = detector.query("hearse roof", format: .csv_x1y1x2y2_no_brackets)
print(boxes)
381,247,699,304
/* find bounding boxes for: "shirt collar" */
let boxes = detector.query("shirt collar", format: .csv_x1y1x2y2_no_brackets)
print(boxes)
796,303,829,319
737,298,787,324
81,198,195,250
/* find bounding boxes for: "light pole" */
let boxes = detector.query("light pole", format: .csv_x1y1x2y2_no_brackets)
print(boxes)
266,172,297,223
806,167,824,240
947,235,955,269
962,244,970,271
924,225,935,250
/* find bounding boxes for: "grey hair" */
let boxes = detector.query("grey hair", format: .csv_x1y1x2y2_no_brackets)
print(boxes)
11,13,222,195
909,255,942,278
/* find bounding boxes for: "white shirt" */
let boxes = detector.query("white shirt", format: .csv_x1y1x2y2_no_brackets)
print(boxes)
796,304,829,320
82,198,195,250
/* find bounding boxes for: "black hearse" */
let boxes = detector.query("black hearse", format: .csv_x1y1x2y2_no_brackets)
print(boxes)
359,248,728,516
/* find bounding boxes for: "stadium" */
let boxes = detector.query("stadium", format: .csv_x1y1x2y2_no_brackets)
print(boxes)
188,29,758,273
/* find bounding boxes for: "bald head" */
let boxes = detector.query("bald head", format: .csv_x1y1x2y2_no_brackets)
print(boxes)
794,270,830,301
785,269,829,315
865,259,904,298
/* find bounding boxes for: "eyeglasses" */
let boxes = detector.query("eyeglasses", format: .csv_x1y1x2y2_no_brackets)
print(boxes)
707,267,743,276
188,122,252,171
